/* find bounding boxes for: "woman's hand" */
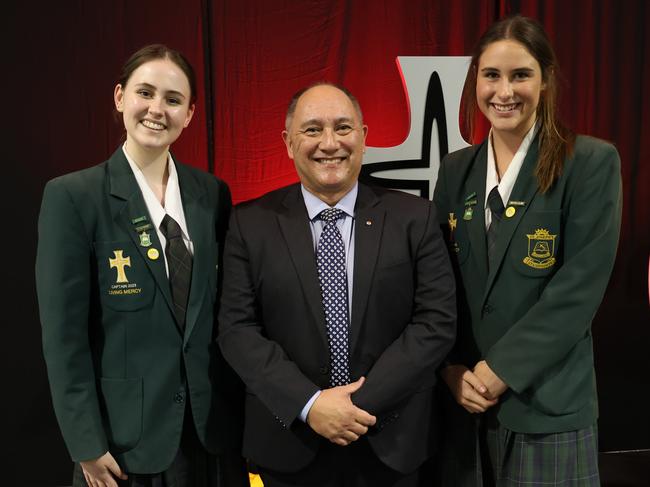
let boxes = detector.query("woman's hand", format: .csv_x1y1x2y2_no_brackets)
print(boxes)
473,360,508,400
80,451,128,487
441,364,499,413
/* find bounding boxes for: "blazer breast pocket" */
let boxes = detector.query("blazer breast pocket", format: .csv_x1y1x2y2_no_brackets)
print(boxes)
510,210,562,277
94,241,155,311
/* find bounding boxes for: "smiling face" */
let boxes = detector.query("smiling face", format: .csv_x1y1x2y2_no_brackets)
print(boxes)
476,39,544,140
282,85,368,205
114,57,195,155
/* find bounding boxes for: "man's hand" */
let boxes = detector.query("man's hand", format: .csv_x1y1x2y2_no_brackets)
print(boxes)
80,451,128,487
473,360,508,400
306,376,377,446
441,364,498,413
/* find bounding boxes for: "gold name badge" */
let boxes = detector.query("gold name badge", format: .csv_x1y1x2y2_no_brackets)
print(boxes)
147,248,160,260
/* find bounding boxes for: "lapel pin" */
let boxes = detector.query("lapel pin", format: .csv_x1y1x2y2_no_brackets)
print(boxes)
448,212,457,232
365,220,372,226
131,216,148,225
139,231,152,247
508,200,526,207
505,206,516,218
147,248,160,260
463,206,473,220
464,192,477,202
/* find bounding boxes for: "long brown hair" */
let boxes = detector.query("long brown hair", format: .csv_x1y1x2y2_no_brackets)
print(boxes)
462,15,575,193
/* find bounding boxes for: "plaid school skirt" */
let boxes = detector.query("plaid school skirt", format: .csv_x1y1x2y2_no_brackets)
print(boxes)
439,404,600,487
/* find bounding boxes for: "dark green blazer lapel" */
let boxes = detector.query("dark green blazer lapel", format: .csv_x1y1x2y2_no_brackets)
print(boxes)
106,149,177,331
276,186,329,349
176,162,208,343
350,184,384,353
482,140,540,304
464,142,489,283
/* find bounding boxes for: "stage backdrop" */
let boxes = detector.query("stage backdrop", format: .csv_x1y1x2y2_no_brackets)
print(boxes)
8,0,649,485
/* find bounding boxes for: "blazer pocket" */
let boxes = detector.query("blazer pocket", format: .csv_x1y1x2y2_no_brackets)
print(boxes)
99,377,143,452
510,210,561,277
94,241,155,311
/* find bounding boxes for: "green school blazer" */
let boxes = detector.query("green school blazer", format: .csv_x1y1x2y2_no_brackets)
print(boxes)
36,148,243,473
433,135,622,433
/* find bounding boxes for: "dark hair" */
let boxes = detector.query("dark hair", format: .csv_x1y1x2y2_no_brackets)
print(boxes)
118,44,197,105
285,82,363,129
462,15,574,193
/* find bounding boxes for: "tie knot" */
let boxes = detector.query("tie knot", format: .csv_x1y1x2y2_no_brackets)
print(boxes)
160,214,183,240
487,186,504,216
318,208,345,224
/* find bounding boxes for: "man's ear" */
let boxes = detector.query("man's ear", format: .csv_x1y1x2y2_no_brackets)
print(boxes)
282,130,294,159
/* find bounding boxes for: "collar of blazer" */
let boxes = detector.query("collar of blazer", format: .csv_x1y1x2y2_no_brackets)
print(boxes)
105,147,211,342
277,182,385,353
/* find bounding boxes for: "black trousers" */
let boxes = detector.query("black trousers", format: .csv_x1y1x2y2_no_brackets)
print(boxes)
258,438,433,487
72,408,248,487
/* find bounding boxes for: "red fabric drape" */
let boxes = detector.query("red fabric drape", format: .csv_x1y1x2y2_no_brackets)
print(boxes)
212,0,495,202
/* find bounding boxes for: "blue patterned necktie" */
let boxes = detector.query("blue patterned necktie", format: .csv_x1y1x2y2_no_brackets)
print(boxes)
316,208,351,387
486,185,504,270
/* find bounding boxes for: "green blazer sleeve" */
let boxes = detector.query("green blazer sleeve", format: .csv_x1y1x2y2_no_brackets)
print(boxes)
36,177,108,461
486,140,622,393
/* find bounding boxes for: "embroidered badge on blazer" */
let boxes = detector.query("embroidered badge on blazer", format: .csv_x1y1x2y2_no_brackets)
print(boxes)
523,229,557,269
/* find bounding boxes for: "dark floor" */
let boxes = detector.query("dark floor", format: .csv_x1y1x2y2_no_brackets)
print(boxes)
600,450,650,487
26,450,650,486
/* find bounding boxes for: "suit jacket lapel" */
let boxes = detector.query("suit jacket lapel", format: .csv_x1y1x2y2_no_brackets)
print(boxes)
465,142,489,283
350,184,384,353
107,149,176,324
277,186,329,349
176,162,208,343
482,140,540,304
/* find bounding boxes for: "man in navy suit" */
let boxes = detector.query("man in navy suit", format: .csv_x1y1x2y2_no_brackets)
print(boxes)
218,83,456,486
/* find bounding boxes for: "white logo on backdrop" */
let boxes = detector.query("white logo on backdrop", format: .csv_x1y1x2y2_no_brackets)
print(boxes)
361,56,471,200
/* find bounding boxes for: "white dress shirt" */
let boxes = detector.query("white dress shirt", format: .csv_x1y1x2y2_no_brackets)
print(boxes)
123,144,193,277
484,122,539,229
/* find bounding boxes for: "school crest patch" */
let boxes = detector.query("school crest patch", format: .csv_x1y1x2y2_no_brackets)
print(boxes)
523,228,557,269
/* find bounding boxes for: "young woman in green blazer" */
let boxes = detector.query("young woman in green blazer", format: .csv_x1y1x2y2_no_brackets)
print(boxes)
36,45,247,487
434,16,621,487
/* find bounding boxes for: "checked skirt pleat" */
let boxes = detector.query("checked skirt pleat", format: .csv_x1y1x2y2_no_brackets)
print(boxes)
316,208,351,387
160,214,193,329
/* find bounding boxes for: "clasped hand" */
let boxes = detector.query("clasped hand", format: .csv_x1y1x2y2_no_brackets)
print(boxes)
306,376,376,446
441,360,508,414
80,451,128,487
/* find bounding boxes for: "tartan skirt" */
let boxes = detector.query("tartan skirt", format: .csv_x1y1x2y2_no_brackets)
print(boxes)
482,414,600,486
439,404,600,487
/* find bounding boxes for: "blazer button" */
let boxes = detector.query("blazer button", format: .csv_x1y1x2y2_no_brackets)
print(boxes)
319,365,329,375
174,392,185,404
483,303,494,314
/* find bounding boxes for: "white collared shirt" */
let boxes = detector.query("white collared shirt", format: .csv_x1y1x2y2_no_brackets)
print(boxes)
123,144,193,277
484,122,539,229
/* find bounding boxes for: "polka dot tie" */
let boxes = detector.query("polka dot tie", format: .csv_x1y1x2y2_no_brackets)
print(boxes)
316,208,351,387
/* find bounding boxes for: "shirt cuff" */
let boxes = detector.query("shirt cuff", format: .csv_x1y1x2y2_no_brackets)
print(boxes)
299,390,322,422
